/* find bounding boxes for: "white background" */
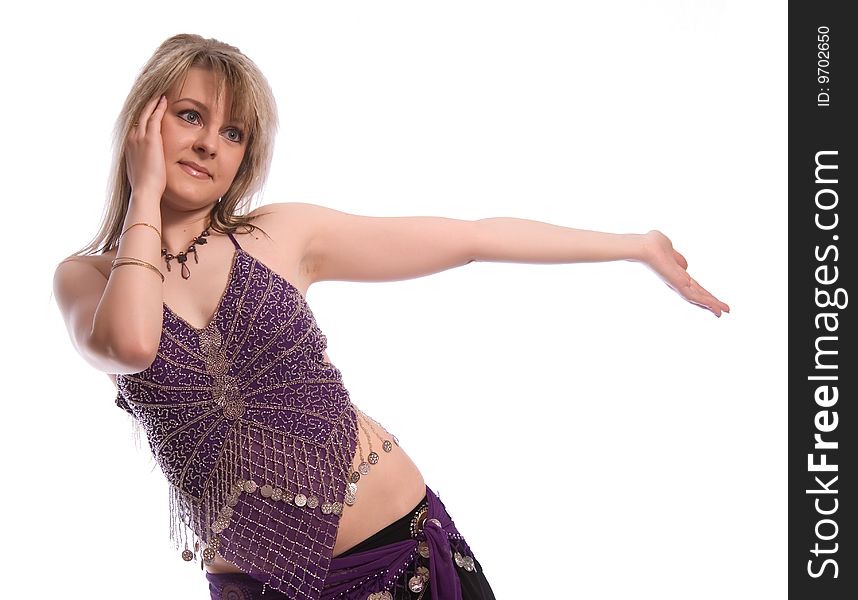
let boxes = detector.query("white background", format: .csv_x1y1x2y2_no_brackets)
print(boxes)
2,1,785,598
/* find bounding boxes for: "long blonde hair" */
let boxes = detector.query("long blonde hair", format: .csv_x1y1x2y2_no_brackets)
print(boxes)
73,33,278,257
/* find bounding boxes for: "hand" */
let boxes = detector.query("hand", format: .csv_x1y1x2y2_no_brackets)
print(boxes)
639,230,730,318
125,94,169,201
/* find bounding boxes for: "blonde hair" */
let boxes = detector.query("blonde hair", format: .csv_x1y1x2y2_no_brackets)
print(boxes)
73,33,278,257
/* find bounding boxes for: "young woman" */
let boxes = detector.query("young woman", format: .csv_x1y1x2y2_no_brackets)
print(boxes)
53,34,729,600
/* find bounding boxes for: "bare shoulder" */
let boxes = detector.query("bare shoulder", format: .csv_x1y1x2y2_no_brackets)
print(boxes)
245,202,344,284
247,201,342,232
55,248,116,279
53,253,114,326
54,255,120,388
245,202,326,254
53,253,112,295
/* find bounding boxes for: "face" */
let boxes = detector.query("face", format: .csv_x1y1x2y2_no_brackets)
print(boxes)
160,67,248,210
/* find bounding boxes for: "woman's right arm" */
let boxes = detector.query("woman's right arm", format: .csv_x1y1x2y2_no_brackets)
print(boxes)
54,95,169,374
53,196,164,374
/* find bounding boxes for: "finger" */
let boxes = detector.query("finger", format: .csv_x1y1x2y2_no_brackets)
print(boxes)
687,278,730,317
133,94,164,135
128,98,157,142
146,95,168,134
673,249,688,270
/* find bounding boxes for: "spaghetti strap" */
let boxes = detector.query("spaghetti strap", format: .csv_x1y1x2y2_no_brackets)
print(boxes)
226,231,242,250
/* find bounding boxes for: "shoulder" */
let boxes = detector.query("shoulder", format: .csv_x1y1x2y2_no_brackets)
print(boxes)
247,201,342,228
246,200,344,251
245,202,348,286
54,251,115,287
52,252,114,324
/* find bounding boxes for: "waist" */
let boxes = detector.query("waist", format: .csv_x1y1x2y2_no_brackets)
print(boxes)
336,492,429,557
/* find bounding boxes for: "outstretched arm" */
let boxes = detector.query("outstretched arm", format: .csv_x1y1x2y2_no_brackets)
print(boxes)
279,203,729,317
473,218,729,317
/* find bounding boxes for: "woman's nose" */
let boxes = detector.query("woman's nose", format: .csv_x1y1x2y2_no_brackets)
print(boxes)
194,128,219,157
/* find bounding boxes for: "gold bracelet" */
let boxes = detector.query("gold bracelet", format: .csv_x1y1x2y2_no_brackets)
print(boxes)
120,222,162,240
111,257,165,283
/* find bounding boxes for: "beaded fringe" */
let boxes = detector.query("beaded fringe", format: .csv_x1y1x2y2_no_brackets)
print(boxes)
130,415,144,453
165,409,359,564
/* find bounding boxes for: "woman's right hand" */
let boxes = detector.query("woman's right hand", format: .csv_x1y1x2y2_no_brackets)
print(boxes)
125,94,169,200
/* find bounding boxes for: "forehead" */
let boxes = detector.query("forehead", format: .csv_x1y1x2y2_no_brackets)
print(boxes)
169,67,236,118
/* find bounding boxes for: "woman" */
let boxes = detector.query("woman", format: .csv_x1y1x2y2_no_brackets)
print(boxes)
53,34,729,600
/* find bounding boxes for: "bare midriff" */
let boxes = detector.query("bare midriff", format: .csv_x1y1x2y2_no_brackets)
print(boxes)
203,385,427,574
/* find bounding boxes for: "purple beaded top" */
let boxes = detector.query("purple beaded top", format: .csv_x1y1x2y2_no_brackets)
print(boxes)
115,232,359,599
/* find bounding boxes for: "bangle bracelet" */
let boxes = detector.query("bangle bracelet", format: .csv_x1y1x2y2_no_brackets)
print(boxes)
120,222,162,240
111,257,165,283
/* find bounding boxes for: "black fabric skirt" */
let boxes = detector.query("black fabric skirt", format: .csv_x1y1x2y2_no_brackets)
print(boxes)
336,493,497,599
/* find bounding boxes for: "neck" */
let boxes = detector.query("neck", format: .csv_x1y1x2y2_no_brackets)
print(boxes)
160,205,214,254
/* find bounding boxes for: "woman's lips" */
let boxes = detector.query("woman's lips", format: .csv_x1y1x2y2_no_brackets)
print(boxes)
178,162,211,179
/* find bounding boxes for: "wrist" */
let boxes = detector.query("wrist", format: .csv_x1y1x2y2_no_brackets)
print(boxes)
624,233,649,263
129,190,164,210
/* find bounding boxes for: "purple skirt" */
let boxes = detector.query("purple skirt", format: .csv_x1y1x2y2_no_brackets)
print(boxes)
205,485,495,600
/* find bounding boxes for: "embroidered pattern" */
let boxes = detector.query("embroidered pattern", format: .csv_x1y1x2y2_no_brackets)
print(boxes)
116,247,361,599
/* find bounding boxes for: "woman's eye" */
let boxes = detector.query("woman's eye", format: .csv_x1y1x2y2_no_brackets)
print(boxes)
180,110,201,124
224,128,243,143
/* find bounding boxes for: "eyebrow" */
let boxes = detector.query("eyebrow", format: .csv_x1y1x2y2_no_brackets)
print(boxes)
174,97,244,128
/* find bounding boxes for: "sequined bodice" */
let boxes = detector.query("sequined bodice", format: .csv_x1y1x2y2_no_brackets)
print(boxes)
114,242,360,599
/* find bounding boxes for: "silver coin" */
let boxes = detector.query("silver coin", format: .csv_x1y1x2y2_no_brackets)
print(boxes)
358,462,370,475
260,484,274,498
382,440,392,452
307,495,319,509
408,575,424,593
294,493,307,507
321,502,333,515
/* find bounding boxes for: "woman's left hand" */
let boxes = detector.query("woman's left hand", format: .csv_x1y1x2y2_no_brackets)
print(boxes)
638,230,730,318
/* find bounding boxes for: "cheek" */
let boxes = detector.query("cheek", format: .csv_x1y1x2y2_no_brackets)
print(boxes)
158,126,182,158
225,152,248,182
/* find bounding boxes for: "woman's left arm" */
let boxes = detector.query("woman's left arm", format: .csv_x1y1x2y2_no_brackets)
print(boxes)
473,218,730,317
285,203,729,317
